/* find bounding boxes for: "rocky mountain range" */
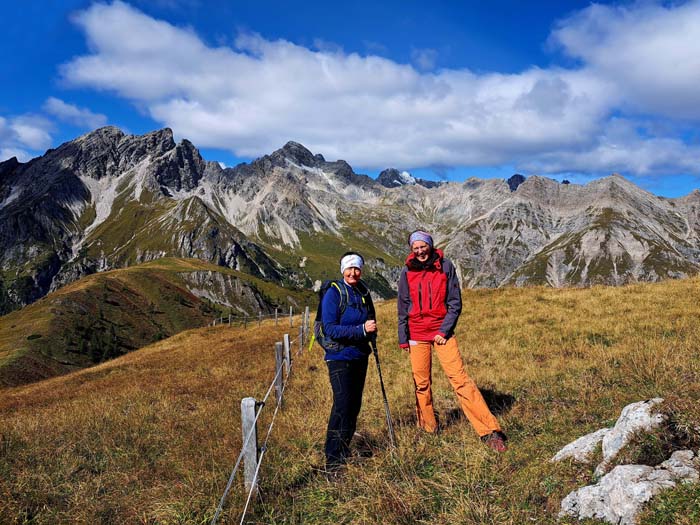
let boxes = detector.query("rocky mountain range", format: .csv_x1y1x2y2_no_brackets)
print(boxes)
2,126,700,314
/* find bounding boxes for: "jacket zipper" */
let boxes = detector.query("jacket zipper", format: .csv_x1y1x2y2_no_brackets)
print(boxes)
428,280,433,310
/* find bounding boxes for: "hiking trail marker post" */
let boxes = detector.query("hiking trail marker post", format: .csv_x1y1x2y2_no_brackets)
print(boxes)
240,397,259,497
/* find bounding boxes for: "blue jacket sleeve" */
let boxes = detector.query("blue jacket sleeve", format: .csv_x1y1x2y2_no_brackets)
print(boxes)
397,268,410,346
321,286,366,341
438,259,462,338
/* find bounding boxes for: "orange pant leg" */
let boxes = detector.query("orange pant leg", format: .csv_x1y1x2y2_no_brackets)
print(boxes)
434,338,502,437
408,340,438,432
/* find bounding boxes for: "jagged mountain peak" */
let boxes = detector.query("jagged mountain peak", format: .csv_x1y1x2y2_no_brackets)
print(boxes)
377,167,443,189
270,140,318,167
378,168,416,188
507,173,526,191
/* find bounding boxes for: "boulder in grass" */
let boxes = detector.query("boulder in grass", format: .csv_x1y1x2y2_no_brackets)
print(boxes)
559,450,699,525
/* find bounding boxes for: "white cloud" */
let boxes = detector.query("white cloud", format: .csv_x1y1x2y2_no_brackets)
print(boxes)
519,118,700,176
43,97,108,129
58,0,700,177
550,1,700,120
0,114,54,162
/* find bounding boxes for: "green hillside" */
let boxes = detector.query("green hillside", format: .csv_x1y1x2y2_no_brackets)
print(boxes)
1,276,699,523
0,257,313,388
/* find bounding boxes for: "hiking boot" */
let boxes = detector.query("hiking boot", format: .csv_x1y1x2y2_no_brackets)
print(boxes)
482,431,508,452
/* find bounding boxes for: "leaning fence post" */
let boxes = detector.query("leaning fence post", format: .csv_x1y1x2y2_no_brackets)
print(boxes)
275,308,278,326
240,397,259,497
298,326,303,354
283,334,291,376
274,342,284,406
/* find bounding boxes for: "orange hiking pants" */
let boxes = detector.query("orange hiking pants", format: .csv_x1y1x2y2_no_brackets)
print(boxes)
409,338,501,437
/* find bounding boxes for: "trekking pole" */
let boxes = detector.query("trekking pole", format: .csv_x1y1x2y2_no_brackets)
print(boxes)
370,335,397,448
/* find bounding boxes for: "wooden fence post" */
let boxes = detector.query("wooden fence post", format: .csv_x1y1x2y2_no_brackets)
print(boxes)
240,397,259,496
289,306,293,327
283,334,291,376
304,306,310,337
228,314,231,326
298,326,303,354
275,308,278,326
274,342,284,406
244,315,248,329
258,312,262,327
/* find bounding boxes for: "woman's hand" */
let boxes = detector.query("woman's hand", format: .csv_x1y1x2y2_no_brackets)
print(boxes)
433,334,447,345
364,320,377,333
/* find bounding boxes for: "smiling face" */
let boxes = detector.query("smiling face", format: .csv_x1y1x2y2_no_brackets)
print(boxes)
343,266,362,286
411,240,432,262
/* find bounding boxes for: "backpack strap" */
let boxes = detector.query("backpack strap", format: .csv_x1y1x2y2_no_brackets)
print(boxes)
330,280,350,315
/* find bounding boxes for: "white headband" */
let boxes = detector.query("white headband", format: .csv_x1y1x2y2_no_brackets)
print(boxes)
340,254,364,274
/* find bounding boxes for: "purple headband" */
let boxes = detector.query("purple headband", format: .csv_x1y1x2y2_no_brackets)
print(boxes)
409,230,433,248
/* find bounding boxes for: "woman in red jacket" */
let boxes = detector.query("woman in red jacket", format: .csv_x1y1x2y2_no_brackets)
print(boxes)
397,230,507,452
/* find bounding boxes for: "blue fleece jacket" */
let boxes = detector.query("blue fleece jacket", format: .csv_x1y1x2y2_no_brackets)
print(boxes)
321,280,372,361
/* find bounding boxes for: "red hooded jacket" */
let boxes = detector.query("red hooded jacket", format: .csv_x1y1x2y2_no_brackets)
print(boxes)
397,249,462,346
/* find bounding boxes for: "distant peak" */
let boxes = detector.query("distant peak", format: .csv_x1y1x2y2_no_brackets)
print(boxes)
271,141,316,166
378,168,416,188
507,174,526,192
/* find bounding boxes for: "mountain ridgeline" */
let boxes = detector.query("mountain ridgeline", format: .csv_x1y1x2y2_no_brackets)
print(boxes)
2,126,700,314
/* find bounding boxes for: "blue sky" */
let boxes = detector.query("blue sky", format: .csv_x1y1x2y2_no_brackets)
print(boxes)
2,1,700,197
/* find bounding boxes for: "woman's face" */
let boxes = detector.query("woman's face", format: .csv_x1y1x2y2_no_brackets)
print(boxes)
343,266,362,286
412,241,432,262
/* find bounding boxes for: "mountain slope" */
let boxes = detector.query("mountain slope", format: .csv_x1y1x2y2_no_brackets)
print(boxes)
3,127,700,315
0,257,312,387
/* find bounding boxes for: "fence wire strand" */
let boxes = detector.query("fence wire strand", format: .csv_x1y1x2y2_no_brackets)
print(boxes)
211,323,308,525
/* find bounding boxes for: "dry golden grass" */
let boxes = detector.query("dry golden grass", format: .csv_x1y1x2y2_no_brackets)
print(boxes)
2,276,700,524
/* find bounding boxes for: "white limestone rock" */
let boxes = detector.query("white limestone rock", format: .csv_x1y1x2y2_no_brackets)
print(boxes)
551,428,610,463
560,450,699,524
595,398,666,476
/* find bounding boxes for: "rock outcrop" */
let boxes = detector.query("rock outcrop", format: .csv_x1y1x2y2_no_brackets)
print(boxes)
553,398,699,524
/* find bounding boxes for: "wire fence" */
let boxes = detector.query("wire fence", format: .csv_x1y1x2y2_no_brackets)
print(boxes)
210,309,311,525
209,306,309,329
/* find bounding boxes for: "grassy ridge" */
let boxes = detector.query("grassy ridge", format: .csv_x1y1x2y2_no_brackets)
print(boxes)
1,277,700,523
0,258,313,388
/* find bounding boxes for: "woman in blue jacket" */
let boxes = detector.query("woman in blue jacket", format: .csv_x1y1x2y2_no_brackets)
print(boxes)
321,251,376,473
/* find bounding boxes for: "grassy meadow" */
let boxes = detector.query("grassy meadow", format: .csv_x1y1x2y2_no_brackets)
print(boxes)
0,257,313,388
1,276,700,524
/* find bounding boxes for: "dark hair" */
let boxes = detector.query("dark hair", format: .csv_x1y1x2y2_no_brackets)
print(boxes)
339,251,364,264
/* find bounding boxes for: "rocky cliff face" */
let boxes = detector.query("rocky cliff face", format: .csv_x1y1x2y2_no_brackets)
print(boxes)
2,127,700,314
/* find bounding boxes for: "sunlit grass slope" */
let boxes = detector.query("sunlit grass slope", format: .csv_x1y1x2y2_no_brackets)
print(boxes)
0,257,312,388
2,276,700,524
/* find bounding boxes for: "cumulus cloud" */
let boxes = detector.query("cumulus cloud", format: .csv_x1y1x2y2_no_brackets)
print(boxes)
43,97,108,129
58,0,700,177
550,1,700,120
0,114,53,162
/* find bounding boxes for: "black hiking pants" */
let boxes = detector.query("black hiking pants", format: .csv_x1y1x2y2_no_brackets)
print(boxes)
325,357,368,469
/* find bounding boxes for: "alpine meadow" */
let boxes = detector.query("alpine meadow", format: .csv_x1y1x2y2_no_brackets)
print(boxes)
4,1,700,523
1,275,699,524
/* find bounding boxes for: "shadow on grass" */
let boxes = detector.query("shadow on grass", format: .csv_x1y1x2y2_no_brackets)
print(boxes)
442,389,515,429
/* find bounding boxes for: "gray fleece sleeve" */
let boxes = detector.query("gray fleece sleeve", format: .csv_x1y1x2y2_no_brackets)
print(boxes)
438,259,462,338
